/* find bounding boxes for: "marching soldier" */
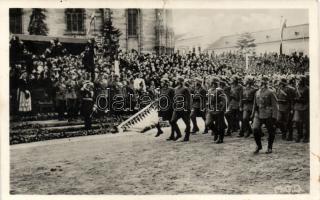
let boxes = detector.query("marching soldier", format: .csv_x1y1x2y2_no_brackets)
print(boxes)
285,75,297,141
80,81,95,130
293,75,309,143
252,76,277,154
205,77,228,143
275,77,295,140
155,77,175,139
239,76,257,138
226,75,242,136
190,77,207,134
171,76,192,142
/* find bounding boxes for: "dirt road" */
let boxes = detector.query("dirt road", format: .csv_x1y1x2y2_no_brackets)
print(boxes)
10,122,309,194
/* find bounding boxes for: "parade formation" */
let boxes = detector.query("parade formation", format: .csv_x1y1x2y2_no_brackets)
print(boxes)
10,35,310,154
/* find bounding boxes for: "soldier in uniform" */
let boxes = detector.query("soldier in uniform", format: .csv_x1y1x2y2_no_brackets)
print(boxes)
190,77,207,134
239,76,257,138
285,75,297,141
80,81,94,129
275,77,295,140
251,76,277,154
171,76,192,142
225,75,242,136
155,77,175,139
205,77,228,143
293,75,309,143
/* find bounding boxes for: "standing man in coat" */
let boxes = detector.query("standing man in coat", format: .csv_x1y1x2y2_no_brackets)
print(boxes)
293,75,309,143
239,76,257,138
275,77,295,140
190,77,207,134
155,77,175,139
226,75,243,136
205,77,228,143
171,76,192,142
251,76,277,154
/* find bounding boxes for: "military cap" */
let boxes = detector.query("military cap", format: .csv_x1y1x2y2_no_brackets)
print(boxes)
244,75,255,85
231,75,240,83
210,76,220,84
176,75,184,82
160,77,170,83
260,76,269,83
279,77,287,85
194,77,203,83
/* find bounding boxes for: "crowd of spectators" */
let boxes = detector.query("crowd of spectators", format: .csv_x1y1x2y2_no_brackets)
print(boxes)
9,36,309,118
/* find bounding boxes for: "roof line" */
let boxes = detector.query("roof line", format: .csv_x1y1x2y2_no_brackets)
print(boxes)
216,23,309,39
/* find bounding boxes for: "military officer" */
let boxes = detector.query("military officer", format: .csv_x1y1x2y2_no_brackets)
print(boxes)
205,77,228,143
225,75,242,136
275,77,295,140
239,75,257,138
155,77,175,139
171,76,192,142
190,77,207,134
293,75,309,143
252,76,277,154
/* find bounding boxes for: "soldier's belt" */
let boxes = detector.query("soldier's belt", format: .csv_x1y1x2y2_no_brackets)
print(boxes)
277,99,289,104
82,98,93,101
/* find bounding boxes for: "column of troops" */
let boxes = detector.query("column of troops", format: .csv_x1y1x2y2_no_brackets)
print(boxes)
155,74,309,154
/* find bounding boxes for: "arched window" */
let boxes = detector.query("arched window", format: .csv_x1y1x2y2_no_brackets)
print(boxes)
127,9,138,37
65,9,85,33
10,9,22,34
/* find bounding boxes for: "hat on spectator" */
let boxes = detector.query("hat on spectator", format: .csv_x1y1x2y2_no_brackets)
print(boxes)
231,75,240,84
194,77,202,83
176,75,184,82
160,77,169,83
260,76,269,84
279,77,287,85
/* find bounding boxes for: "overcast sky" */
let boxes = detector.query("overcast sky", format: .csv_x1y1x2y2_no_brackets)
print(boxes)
172,9,308,44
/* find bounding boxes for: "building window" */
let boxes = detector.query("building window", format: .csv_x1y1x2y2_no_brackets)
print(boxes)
266,35,270,39
294,31,300,36
127,9,138,37
65,9,85,33
10,9,22,34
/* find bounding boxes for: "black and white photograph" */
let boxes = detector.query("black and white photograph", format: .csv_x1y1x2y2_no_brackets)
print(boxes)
1,0,319,199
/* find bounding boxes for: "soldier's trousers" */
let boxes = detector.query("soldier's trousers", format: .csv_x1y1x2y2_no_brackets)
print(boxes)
226,109,240,132
240,110,252,135
191,108,206,130
252,117,275,149
171,110,191,140
205,111,226,140
277,110,293,136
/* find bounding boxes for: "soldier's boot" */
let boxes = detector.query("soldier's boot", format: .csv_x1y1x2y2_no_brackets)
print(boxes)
225,128,232,136
303,132,309,143
155,123,163,137
213,132,219,142
281,132,287,140
202,127,208,134
286,131,293,141
253,146,262,154
216,130,224,144
295,123,303,143
191,127,199,134
237,130,244,137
